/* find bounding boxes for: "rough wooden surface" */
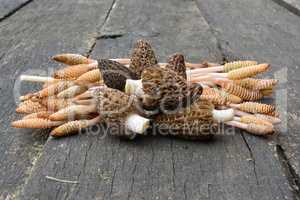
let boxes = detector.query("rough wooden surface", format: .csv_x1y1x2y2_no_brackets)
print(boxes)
196,0,300,193
0,0,115,198
272,0,300,16
14,0,298,199
0,0,31,21
0,0,299,199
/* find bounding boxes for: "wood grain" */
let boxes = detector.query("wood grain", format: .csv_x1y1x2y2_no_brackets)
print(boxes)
0,0,115,198
19,0,296,199
196,0,300,197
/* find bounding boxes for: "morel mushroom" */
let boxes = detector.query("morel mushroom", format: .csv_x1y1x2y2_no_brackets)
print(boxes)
165,53,187,79
129,40,158,78
90,86,151,138
153,99,235,140
97,59,138,91
125,66,203,113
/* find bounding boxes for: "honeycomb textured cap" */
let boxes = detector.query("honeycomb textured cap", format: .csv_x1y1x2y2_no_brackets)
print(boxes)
98,59,138,91
91,86,134,121
154,99,217,138
141,66,202,111
165,53,187,79
129,40,158,78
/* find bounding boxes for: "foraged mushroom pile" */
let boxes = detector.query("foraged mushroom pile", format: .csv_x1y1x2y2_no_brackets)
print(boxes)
12,40,280,140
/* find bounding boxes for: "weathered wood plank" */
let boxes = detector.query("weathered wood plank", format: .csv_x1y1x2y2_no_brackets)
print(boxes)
0,0,31,20
272,0,300,16
20,0,295,199
195,0,300,194
0,0,115,198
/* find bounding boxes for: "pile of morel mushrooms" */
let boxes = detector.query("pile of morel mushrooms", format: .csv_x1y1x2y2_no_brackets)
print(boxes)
12,40,280,140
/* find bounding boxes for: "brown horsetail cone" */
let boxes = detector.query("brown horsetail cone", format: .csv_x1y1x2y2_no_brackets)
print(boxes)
75,69,102,84
223,92,243,104
200,94,227,105
49,117,101,137
141,66,202,111
16,100,47,114
49,105,96,121
227,63,270,80
51,120,89,137
260,88,273,97
97,59,138,91
42,79,62,89
57,85,87,99
22,111,54,120
129,40,158,78
233,78,278,90
40,98,73,111
234,102,275,114
223,60,258,72
33,81,75,98
266,111,279,117
154,100,217,139
226,120,274,136
52,53,93,65
217,81,263,101
202,88,242,104
53,63,97,79
240,115,273,127
12,118,64,129
165,53,187,79
246,123,274,136
254,113,281,124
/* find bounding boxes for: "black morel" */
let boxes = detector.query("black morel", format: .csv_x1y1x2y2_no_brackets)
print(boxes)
98,59,138,91
165,53,187,79
129,40,158,78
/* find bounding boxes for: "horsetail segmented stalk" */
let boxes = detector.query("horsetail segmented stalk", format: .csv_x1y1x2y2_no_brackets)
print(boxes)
52,53,96,65
230,102,276,114
13,40,280,138
53,63,98,79
12,118,64,129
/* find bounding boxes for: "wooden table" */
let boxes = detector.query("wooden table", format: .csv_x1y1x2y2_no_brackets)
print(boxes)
0,0,299,199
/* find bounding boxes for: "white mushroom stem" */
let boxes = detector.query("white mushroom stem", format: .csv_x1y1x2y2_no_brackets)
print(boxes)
125,114,150,134
212,109,234,122
125,79,144,96
20,75,57,83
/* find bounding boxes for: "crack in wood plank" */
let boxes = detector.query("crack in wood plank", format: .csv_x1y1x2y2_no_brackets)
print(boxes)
86,0,118,58
277,145,300,199
241,133,260,185
0,0,34,23
271,0,300,17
